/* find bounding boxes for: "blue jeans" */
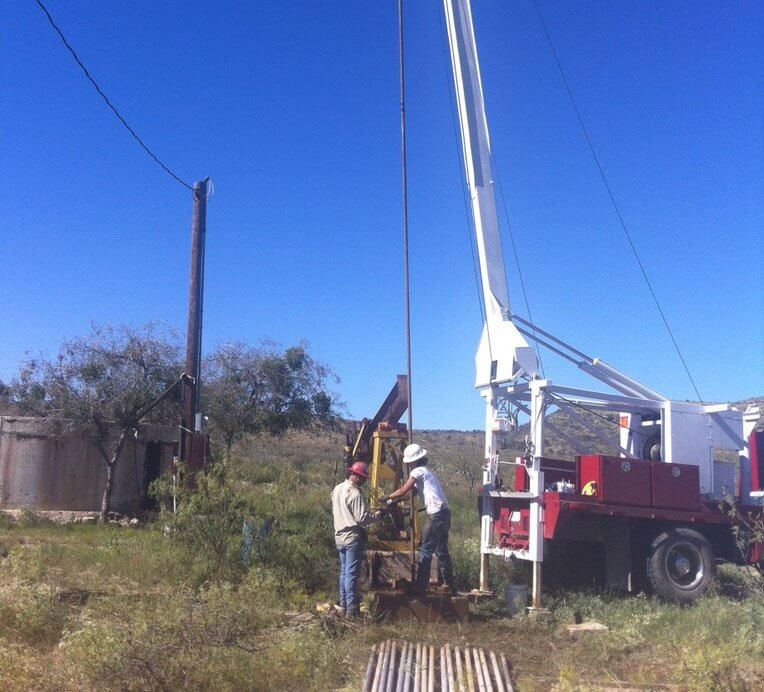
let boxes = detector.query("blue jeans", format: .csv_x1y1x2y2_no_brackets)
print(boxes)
337,540,365,612
416,508,455,592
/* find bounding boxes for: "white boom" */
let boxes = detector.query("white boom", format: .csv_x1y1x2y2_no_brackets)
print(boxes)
442,0,538,387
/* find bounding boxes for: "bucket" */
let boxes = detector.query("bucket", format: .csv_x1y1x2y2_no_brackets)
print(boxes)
504,583,528,617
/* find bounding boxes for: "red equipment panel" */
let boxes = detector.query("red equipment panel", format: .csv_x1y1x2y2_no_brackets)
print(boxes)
651,462,700,511
577,455,652,507
750,430,764,493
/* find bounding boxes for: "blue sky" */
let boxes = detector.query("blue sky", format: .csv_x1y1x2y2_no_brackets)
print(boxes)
2,1,761,429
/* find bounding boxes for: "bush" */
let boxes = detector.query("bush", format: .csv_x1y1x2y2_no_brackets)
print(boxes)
154,469,257,585
0,583,67,646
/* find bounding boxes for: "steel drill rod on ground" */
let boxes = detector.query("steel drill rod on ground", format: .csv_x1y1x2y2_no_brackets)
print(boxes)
428,645,435,692
363,644,378,692
472,649,486,692
387,641,399,692
383,639,395,692
395,642,408,692
414,644,424,692
440,647,447,692
464,648,476,692
499,654,514,692
372,640,386,692
455,647,466,692
420,641,428,692
404,642,413,692
489,651,505,692
444,644,454,690
479,649,494,692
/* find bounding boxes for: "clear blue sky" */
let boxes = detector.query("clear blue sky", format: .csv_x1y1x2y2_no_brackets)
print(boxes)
2,1,762,429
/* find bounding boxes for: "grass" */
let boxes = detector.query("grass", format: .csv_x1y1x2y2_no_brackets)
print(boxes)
1,428,763,690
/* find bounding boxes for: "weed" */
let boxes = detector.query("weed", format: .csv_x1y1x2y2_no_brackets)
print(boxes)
0,583,67,647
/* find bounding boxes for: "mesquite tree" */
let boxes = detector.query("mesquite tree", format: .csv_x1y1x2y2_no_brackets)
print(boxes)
203,341,340,463
8,324,181,521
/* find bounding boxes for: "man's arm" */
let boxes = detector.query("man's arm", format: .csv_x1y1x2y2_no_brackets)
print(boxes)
387,474,417,503
348,491,378,525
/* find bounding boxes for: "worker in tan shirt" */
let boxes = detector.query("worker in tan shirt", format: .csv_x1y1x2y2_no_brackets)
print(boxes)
331,461,382,619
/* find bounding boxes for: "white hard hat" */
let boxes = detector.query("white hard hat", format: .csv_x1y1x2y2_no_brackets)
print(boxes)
403,443,427,465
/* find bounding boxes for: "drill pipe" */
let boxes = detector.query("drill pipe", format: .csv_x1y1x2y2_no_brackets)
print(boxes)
414,644,420,692
499,654,514,692
440,647,448,692
379,639,392,692
395,642,408,692
472,648,486,692
403,641,413,692
371,640,386,692
489,651,505,692
464,647,476,692
363,643,377,692
427,644,435,692
445,644,455,692
386,641,398,692
478,649,494,692
454,646,466,692
420,642,428,692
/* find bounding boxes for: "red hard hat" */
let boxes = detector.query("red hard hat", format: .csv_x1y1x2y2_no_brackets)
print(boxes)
348,461,370,479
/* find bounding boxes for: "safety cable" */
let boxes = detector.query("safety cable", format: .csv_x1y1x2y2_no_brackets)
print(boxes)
494,173,546,377
532,0,703,404
34,0,193,191
546,389,646,439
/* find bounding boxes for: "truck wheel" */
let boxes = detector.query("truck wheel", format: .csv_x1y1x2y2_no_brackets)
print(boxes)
646,528,714,604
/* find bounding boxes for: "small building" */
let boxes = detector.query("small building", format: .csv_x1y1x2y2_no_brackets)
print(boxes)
0,416,177,513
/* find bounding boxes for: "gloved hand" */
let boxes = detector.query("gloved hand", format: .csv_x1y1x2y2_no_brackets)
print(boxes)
384,497,397,507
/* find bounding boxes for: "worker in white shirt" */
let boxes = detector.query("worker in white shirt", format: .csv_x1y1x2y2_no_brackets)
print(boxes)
331,461,382,619
383,443,456,595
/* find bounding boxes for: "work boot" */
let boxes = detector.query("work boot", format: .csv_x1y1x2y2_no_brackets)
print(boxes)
345,608,362,621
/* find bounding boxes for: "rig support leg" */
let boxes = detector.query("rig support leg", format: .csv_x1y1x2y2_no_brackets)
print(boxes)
531,561,542,610
479,553,489,592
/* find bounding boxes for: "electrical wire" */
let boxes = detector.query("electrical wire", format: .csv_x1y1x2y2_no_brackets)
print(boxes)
532,0,703,404
34,0,193,191
494,173,546,377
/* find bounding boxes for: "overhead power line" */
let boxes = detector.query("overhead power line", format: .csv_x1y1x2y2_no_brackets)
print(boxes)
532,0,703,404
34,0,193,191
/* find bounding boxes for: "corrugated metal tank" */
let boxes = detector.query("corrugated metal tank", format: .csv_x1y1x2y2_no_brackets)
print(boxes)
0,417,176,513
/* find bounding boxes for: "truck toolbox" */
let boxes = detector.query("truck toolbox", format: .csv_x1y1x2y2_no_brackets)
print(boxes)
577,455,652,507
651,462,700,511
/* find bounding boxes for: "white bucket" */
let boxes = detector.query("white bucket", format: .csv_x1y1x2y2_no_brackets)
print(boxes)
504,583,528,617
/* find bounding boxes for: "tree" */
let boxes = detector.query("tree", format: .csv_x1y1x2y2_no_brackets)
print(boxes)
452,447,482,492
202,341,341,462
7,324,181,521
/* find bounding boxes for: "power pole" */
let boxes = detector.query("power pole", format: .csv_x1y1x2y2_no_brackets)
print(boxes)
181,178,209,472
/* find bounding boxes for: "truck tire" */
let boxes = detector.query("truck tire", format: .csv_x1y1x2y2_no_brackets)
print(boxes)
646,528,715,604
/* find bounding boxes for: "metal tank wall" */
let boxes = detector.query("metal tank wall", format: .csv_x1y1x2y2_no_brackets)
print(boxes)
0,417,176,513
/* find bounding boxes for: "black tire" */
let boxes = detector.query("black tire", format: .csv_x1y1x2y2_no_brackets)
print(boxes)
646,528,715,604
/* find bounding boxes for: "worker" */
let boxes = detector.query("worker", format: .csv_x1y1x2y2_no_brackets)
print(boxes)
331,461,382,619
383,443,456,595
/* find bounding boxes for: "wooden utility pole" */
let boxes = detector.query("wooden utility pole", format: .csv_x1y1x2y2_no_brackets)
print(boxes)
181,178,209,471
